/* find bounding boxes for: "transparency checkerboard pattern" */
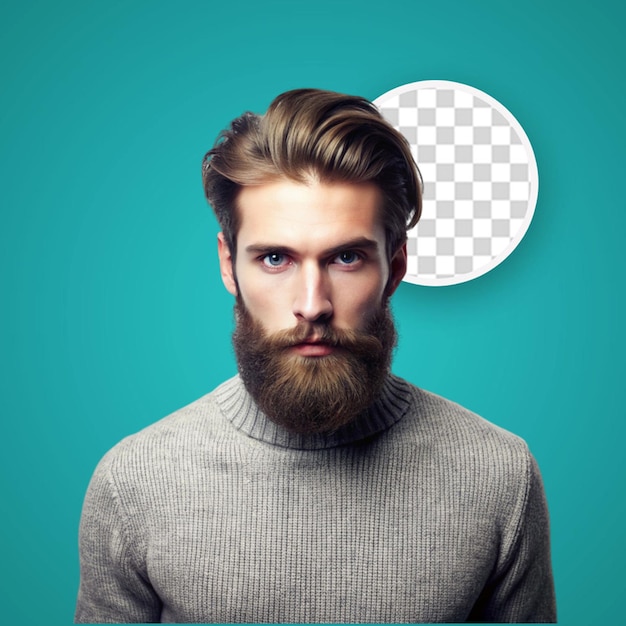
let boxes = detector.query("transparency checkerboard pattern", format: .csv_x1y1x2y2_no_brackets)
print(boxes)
374,81,538,286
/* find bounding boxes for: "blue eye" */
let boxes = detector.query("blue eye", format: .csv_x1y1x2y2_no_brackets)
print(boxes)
262,253,285,267
336,251,359,265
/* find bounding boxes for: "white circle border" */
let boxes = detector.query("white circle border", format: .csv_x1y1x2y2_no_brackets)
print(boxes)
374,80,539,287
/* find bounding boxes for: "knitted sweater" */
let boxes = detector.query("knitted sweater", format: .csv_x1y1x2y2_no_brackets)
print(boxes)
75,375,556,623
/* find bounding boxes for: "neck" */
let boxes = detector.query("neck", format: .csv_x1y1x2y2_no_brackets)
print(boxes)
213,374,412,450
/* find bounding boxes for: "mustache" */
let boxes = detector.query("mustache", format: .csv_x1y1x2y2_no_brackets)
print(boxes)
268,324,376,349
235,310,386,358
235,302,388,360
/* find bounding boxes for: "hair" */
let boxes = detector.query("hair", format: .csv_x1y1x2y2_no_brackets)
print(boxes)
201,88,422,259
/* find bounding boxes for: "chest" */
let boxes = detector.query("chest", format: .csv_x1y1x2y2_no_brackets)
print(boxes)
142,451,500,622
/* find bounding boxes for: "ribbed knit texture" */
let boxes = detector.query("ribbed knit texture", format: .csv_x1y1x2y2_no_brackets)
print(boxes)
76,375,556,623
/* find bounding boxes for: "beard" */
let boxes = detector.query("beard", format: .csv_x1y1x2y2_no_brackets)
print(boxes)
232,300,397,435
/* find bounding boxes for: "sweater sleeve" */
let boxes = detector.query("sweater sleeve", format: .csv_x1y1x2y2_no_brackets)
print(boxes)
470,449,557,623
75,452,162,623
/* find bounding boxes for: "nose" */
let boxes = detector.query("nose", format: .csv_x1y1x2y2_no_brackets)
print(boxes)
292,262,333,323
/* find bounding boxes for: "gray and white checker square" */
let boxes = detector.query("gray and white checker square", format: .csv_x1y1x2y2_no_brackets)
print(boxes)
374,81,538,286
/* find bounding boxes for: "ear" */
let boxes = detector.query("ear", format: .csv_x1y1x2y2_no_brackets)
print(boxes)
385,242,407,297
217,232,238,297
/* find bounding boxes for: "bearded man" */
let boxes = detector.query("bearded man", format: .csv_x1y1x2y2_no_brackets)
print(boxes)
75,89,556,623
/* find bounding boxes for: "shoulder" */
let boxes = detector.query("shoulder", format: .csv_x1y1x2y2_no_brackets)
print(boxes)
89,378,238,491
389,377,538,502
398,378,530,455
114,377,236,446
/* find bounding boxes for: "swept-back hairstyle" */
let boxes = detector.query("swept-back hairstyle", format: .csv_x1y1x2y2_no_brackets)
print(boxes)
202,88,422,258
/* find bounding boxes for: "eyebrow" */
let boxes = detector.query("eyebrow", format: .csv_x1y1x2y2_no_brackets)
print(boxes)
244,237,381,258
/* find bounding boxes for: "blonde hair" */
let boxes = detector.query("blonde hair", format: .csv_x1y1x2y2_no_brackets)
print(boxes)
202,89,422,258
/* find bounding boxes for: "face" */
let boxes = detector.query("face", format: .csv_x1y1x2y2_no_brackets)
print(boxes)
216,179,407,435
218,179,407,342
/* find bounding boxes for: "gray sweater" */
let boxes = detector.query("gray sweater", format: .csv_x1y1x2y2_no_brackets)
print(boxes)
75,375,556,623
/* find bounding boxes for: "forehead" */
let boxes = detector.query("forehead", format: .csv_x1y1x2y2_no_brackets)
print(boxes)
235,179,385,250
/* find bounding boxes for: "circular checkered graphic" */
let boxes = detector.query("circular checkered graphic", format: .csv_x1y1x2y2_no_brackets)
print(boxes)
374,80,538,286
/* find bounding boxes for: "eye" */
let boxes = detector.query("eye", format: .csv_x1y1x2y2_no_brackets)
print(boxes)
262,252,287,267
335,250,361,265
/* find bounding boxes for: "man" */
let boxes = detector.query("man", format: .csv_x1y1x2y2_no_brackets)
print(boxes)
76,89,556,623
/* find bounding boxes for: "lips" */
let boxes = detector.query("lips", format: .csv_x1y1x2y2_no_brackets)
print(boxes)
291,341,334,357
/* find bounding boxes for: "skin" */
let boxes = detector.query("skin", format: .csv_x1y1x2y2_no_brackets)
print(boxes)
217,179,407,356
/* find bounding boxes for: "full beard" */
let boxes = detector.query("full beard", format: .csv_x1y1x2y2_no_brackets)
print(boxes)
232,300,397,435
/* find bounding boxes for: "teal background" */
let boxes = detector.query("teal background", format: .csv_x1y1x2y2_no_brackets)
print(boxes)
1,0,624,623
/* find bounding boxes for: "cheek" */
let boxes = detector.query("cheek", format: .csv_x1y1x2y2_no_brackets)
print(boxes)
333,274,387,323
236,275,293,329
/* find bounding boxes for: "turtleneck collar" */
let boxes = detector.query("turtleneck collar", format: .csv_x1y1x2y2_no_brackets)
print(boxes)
213,374,412,450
